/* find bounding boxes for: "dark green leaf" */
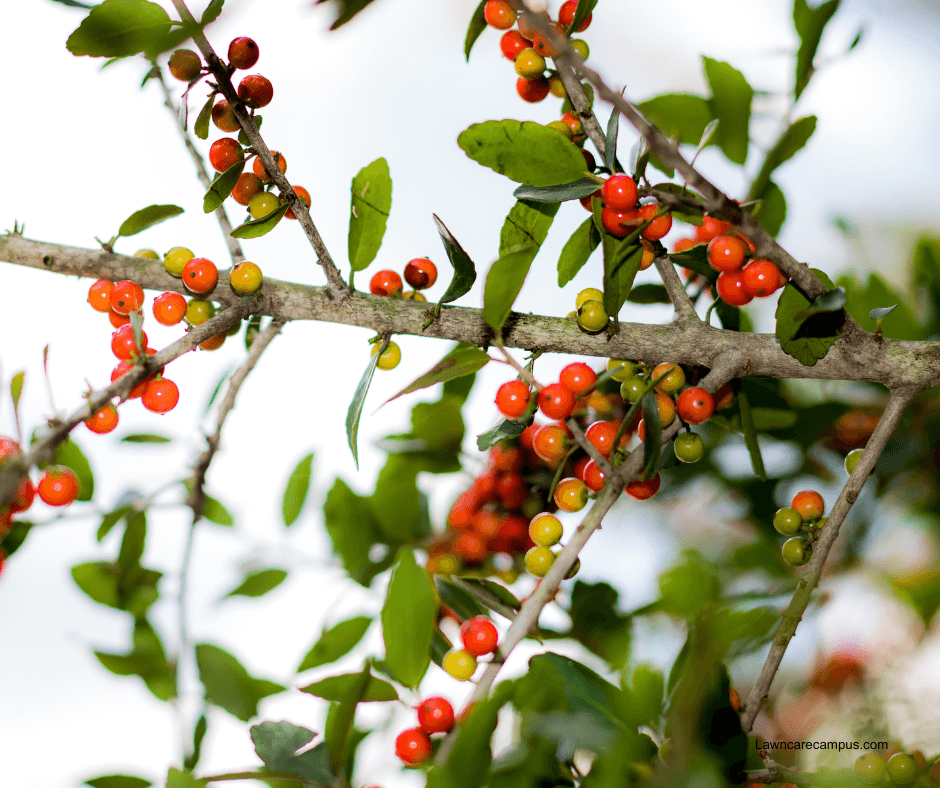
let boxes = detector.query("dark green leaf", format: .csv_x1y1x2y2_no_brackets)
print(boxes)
203,161,245,213
842,272,920,340
512,178,599,203
193,93,214,141
97,504,135,542
297,616,372,672
222,568,287,600
348,158,392,272
315,0,380,29
641,391,661,479
605,103,619,172
669,244,715,282
66,0,172,57
300,671,398,702
346,349,381,470
602,235,643,317
117,204,184,237
793,287,846,321
195,644,284,721
775,269,843,365
184,715,208,772
249,720,334,784
230,202,290,238
120,433,171,443
568,0,599,35
434,214,478,306
703,57,753,165
203,495,234,526
326,664,371,773
638,93,714,145
458,120,589,186
464,0,488,61
0,520,32,558
85,776,152,788
567,581,631,669
454,576,522,614
628,284,670,304
869,304,897,322
628,664,664,728
667,634,691,694
849,27,864,51
116,510,147,581
738,391,767,481
282,452,314,526
754,181,787,237
237,115,261,147
381,548,436,687
558,216,601,286
477,419,527,451
385,344,489,404
793,0,841,98
434,577,486,621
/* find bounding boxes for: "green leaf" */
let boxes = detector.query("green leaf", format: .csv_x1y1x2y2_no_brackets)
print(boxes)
11,371,24,412
381,548,436,687
325,664,371,773
48,437,95,501
323,479,383,585
165,770,206,788
117,204,184,237
66,0,172,57
120,433,171,443
72,560,162,616
85,776,152,788
315,0,380,30
193,93,215,141
348,158,392,272
93,620,175,701
249,721,334,785
512,178,600,203
658,554,721,619
484,244,537,330
703,57,753,165
500,198,559,258
464,0,488,61
222,568,288,600
297,616,372,672
738,391,767,481
568,0,599,34
453,576,522,614
457,120,589,186
184,715,208,772
369,453,431,543
237,115,261,148
605,104,620,173
793,0,841,99
602,235,643,318
477,419,527,451
434,214,478,306
230,202,290,238
775,269,843,366
567,581,631,669
869,304,897,322
346,351,380,470
669,243,715,282
754,181,787,237
300,671,399,702
558,216,601,286
434,577,486,621
638,93,714,145
641,391,661,479
201,0,224,24
793,287,846,322
97,504,134,542
628,283,670,304
195,644,284,722
282,452,314,526
769,115,817,170
386,344,489,404
203,495,234,526
203,161,245,213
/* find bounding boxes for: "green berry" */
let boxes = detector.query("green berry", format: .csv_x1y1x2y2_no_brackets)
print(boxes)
607,358,636,382
569,39,589,60
620,376,646,404
525,546,556,577
564,557,580,579
673,432,705,463
845,448,864,475
577,299,608,333
886,753,918,786
855,753,886,785
248,192,279,220
781,536,812,567
773,507,803,536
546,120,573,139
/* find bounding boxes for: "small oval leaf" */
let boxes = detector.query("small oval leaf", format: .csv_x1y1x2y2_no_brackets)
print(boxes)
193,93,215,141
297,616,372,672
512,178,600,203
204,161,245,214
869,304,897,322
282,452,314,526
381,549,436,688
464,0,487,61
118,204,184,237
349,158,392,273
434,214,478,307
222,568,287,600
120,433,172,444
230,202,290,238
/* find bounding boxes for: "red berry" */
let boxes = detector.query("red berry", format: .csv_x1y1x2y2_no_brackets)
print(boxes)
484,0,516,29
88,279,114,312
111,324,148,361
496,472,527,509
581,148,596,172
141,379,179,414
602,174,638,210
559,362,596,397
460,615,499,656
500,30,530,60
85,403,119,434
11,475,35,513
791,489,825,521
109,309,131,328
559,0,591,30
695,216,729,242
111,360,146,399
516,76,549,103
404,258,437,290
532,22,565,58
495,380,531,419
37,466,79,506
626,473,661,500
153,292,187,326
472,508,501,538
228,37,259,69
454,530,487,563
638,203,673,241
182,258,218,294
538,383,576,420
582,459,606,492
490,444,523,474
417,697,455,734
742,259,782,298
211,99,240,133
707,235,746,272
231,172,262,206
532,424,569,464
0,436,20,462
168,49,201,81
237,74,273,108
208,138,244,173
282,186,311,220
395,727,432,766
677,387,715,424
715,270,753,307
602,205,641,238
110,280,144,315
253,150,287,182
585,420,618,457
369,269,403,297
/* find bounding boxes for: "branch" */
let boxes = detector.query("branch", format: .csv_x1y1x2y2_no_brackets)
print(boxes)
654,253,700,324
169,0,350,299
739,387,917,733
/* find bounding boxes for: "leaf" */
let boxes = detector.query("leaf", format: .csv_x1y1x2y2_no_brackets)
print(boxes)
97,503,135,542
464,0,488,61
381,548,436,687
793,0,841,99
602,233,643,317
348,158,392,272
512,178,600,203
300,671,398,702
322,479,383,585
165,770,206,788
193,93,215,141
385,344,489,405
203,495,234,526
120,433,171,443
315,0,380,29
201,0,224,24
325,664,371,773
434,577,486,621
870,304,897,322
222,568,287,600
195,644,284,722
738,391,767,481
768,115,817,170
10,371,24,412
754,181,787,237
668,244,715,282
693,118,720,162
775,269,844,365
703,57,753,165
117,204,184,237
793,287,846,321
434,214,478,306
457,120,589,186
454,576,522,614
637,93,714,145
184,715,208,772
346,350,381,470
297,616,372,672
641,391,661,479
203,161,245,213
477,419,527,451
249,721,334,785
66,0,172,57
0,520,32,559
230,202,290,238
605,103,619,172
84,776,152,788
628,284,670,304
558,216,602,286
282,452,314,526
50,437,95,501
628,664,665,728
567,581,631,669
484,244,537,330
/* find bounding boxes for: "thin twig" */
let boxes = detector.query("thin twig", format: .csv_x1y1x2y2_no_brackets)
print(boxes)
653,254,700,324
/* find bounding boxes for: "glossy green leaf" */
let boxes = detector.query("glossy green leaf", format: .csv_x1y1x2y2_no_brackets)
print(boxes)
346,350,381,470
434,214,478,306
203,161,244,213
434,577,486,621
605,102,619,173
477,418,527,451
203,495,233,526
323,479,383,585
0,520,32,559
117,204,183,237
386,344,489,404
195,643,284,722
49,437,94,501
637,93,714,145
458,120,589,186
754,181,787,237
66,0,171,57
568,0,599,34
85,776,152,788
703,57,753,165
193,93,214,141
602,236,643,318
381,548,436,687
315,0,380,29
641,391,661,479
793,287,846,321
230,202,290,238
282,452,314,526
512,177,599,203
793,0,841,98
628,284,670,304
558,216,601,286
249,721,334,784
297,616,372,672
738,391,767,481
484,244,537,330
300,671,398,702
464,0,488,61
668,243,715,282
222,568,287,600
348,158,391,272
120,433,171,443
775,269,843,365
454,576,521,614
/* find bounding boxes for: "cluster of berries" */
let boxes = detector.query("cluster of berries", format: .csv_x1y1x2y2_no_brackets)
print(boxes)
587,173,674,242
856,750,936,787
366,259,439,370
441,614,499,683
772,489,827,567
394,695,455,766
484,0,591,104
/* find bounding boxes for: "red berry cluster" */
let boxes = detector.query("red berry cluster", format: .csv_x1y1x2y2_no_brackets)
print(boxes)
580,174,674,242
395,695,455,766
369,258,438,301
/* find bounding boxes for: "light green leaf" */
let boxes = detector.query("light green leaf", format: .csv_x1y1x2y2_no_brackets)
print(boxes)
793,0,841,98
282,452,314,526
483,244,537,330
195,643,284,721
222,568,287,600
300,671,398,702
381,549,436,687
349,158,391,272
118,204,184,237
230,202,290,239
66,0,172,57
203,161,245,214
703,57,753,165
193,93,215,141
297,616,372,672
120,433,172,443
203,495,234,526
386,344,489,404
637,93,714,145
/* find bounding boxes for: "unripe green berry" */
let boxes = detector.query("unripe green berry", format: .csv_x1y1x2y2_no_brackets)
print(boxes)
855,753,886,786
781,536,812,567
845,448,864,475
886,753,918,786
569,39,589,60
620,376,646,404
577,299,608,333
525,546,556,577
674,432,705,463
773,507,803,536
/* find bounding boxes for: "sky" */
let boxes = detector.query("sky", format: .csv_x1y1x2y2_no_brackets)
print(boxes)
2,0,940,785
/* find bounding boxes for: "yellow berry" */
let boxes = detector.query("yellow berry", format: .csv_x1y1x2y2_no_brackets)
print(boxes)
135,249,159,259
185,298,215,326
514,48,546,79
577,299,608,333
248,192,279,220
546,120,573,139
371,341,401,370
404,290,427,302
442,648,477,680
525,546,556,577
548,76,566,98
529,512,563,546
569,39,590,60
553,477,589,512
164,246,194,277
229,261,263,295
576,287,605,308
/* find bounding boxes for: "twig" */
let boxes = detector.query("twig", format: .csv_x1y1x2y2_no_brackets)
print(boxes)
739,387,917,733
653,254,700,324
494,338,541,391
565,416,612,475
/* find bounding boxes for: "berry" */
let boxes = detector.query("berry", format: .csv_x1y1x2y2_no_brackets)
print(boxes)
602,206,641,237
370,270,403,297
548,75,567,98
886,753,918,786
417,697,455,734
230,261,263,295
554,477,588,512
576,287,604,308
253,151,286,182
619,376,646,404
111,360,148,399
404,258,437,290
442,648,477,680
111,324,147,361
248,192,279,220
532,424,569,463
559,0,591,30
168,49,201,81
209,138,244,173
37,466,79,506
707,235,746,272
791,490,824,522
484,0,516,28
490,444,523,473
182,258,218,294
652,363,685,395
237,74,273,107
602,175,638,210
372,341,401,370
460,616,499,656
516,76,549,103
185,299,215,326
781,536,812,567
495,380,530,419
607,359,635,382
845,448,864,474
142,379,180,414
559,362,596,396
281,186,311,220
395,727,432,766
855,753,886,786
715,270,752,307
88,279,113,312
577,299,608,333
151,292,186,326
231,172,262,205
639,203,672,240
228,37,259,69
695,216,729,242
569,39,589,60
404,291,426,302
110,280,144,315
538,383,576,420
639,239,656,271
582,460,606,491
525,546,556,577
742,259,782,298
500,30,530,60
109,310,130,328
85,403,119,434
656,392,677,427
135,249,159,260
10,475,35,514
164,247,194,277
714,383,735,410
773,507,803,536
626,473,661,500
529,512,563,546
211,99,240,133
677,387,714,424
585,420,617,457
674,432,705,463
496,472,526,509
532,23,565,58
515,48,546,79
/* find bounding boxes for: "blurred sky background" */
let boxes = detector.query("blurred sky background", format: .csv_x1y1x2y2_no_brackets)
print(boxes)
3,0,940,785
